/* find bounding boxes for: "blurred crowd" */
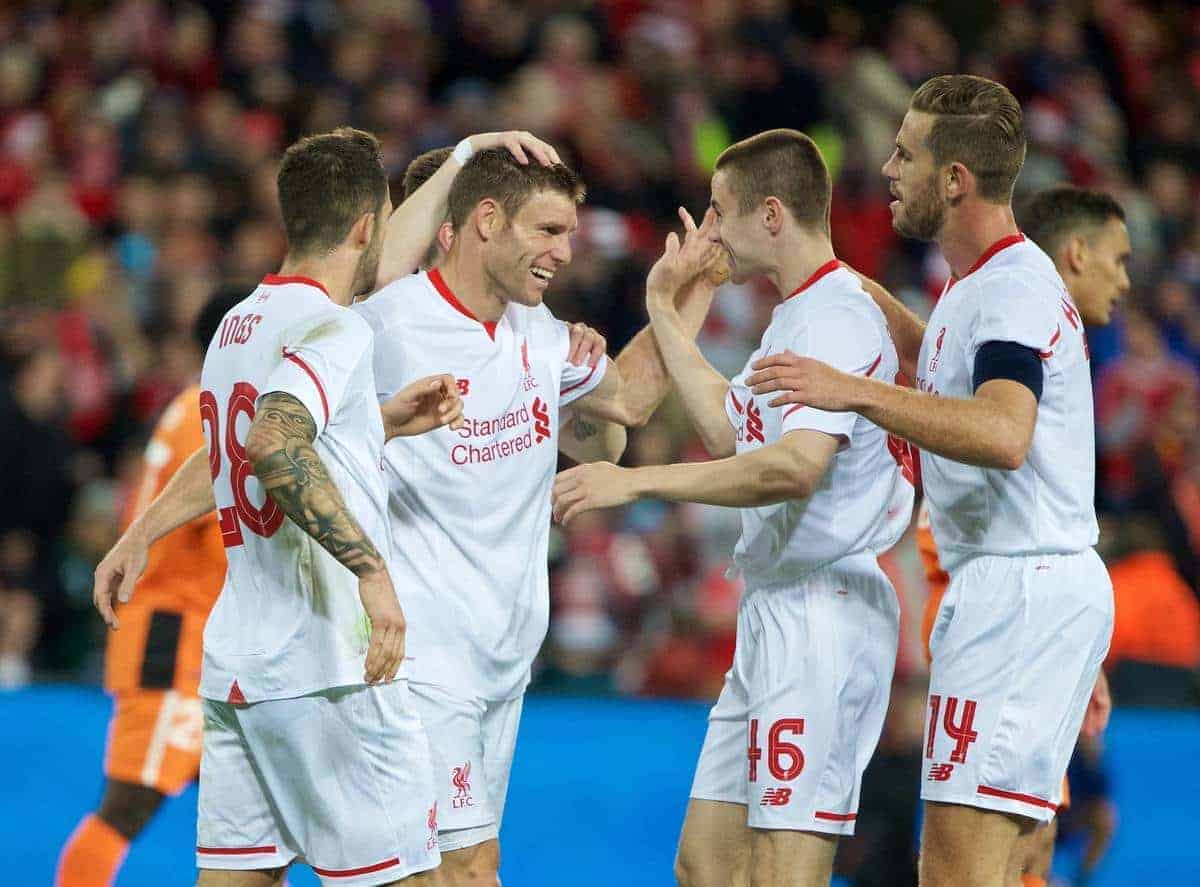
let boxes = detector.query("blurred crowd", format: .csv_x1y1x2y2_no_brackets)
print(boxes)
1,0,1197,725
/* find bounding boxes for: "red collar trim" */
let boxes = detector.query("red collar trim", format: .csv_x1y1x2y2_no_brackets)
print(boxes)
262,274,330,298
785,259,842,300
428,268,498,340
947,233,1025,290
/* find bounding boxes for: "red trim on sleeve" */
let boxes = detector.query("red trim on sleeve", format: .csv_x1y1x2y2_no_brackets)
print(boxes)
864,354,883,377
729,390,745,414
281,349,330,427
262,274,330,298
428,268,497,341
814,811,857,822
976,784,1056,810
561,359,601,396
784,259,842,301
311,857,402,877
782,403,805,420
1038,326,1062,360
946,234,1025,291
197,845,278,856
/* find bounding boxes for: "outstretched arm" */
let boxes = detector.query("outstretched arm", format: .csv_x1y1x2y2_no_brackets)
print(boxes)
375,131,562,289
747,356,1037,470
557,324,627,463
94,446,215,629
551,429,839,523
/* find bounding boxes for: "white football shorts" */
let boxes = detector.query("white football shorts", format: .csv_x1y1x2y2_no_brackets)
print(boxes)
922,549,1113,822
689,551,900,836
196,680,440,884
408,681,524,852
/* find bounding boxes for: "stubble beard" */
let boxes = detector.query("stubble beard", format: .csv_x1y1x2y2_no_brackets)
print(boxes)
893,178,947,242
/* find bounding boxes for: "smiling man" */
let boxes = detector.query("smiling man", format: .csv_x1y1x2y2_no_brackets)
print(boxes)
354,146,721,885
744,77,1115,887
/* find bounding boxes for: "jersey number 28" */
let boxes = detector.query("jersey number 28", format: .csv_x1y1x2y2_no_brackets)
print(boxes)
201,382,284,547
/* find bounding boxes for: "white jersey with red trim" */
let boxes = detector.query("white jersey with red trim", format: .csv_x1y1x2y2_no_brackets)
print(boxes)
914,235,1099,572
198,275,390,703
726,261,913,588
354,269,608,699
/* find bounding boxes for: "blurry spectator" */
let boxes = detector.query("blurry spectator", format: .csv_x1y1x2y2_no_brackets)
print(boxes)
1095,307,1198,506
1103,515,1200,706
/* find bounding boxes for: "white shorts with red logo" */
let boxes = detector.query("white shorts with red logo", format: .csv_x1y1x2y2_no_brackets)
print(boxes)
689,552,900,836
408,681,524,852
922,550,1113,822
196,680,440,884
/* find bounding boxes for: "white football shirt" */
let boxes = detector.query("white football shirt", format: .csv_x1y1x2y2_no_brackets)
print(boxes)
726,261,914,588
914,235,1099,571
353,269,608,700
198,274,392,703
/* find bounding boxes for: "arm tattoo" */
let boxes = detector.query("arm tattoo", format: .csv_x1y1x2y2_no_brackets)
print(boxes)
572,416,599,441
250,393,385,577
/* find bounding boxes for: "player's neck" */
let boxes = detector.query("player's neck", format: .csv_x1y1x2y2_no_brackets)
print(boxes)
437,248,506,322
769,234,837,300
276,254,356,307
937,201,1020,280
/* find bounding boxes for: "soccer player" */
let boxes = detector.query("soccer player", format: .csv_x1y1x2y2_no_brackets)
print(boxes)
354,146,723,886
916,184,1129,886
56,291,240,887
397,145,626,465
93,127,471,886
550,129,915,887
745,77,1114,886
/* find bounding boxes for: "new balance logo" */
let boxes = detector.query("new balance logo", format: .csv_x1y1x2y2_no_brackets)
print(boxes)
928,764,955,782
760,788,792,807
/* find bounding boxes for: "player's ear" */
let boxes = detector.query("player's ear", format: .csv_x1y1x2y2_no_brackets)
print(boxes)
945,161,971,201
1063,235,1087,276
763,197,785,235
437,221,454,254
350,210,375,249
474,198,503,241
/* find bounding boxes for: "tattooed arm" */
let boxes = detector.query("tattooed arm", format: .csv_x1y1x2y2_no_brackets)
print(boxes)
558,411,627,464
245,392,405,682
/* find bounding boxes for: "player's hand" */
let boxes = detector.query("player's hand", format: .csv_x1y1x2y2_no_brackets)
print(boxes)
746,351,863,412
358,569,407,684
567,323,607,368
552,462,639,524
646,207,724,314
1081,669,1112,738
93,527,151,630
467,131,561,167
382,374,465,438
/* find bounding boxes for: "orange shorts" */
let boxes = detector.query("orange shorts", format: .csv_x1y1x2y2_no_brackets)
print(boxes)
103,604,206,796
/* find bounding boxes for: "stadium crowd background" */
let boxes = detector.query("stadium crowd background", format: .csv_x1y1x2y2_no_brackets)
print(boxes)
0,0,1198,879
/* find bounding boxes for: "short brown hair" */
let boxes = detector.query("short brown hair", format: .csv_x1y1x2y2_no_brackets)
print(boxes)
713,129,831,232
277,127,388,255
909,75,1026,202
402,146,453,200
1019,186,1125,257
447,149,585,231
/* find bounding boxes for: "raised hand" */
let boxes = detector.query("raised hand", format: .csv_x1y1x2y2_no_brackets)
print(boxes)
357,570,407,684
467,131,561,167
647,207,724,313
567,323,607,367
551,462,639,524
382,374,465,438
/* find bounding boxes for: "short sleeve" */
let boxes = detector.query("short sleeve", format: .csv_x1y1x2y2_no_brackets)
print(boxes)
967,271,1061,359
262,309,372,434
541,308,609,407
780,305,884,441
